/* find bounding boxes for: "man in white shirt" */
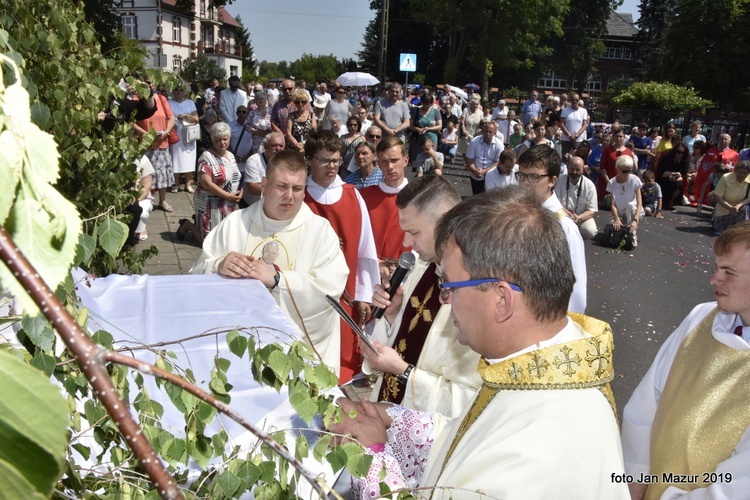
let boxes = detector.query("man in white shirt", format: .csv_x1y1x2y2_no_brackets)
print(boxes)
559,93,589,156
218,75,247,124
312,82,331,105
554,157,598,239
517,146,587,313
465,119,503,195
621,221,750,500
243,132,285,206
228,105,254,164
484,149,519,190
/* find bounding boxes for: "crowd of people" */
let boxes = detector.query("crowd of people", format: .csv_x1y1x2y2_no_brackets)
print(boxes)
114,75,750,498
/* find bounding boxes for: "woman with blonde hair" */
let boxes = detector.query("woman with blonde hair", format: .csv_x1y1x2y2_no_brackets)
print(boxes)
285,89,317,153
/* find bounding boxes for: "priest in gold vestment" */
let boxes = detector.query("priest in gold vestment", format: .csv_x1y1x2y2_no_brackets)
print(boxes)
622,221,750,500
329,186,628,499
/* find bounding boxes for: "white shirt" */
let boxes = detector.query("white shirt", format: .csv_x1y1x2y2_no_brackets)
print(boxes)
466,135,503,180
243,152,269,206
219,87,248,125
607,175,643,215
484,164,519,190
560,106,589,142
554,174,598,216
542,194,587,313
229,120,254,161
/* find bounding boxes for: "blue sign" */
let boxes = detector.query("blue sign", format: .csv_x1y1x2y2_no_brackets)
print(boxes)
399,53,417,72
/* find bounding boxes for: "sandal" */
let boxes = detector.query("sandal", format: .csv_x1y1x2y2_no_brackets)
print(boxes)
186,185,195,194
169,185,179,193
159,201,174,212
138,232,148,241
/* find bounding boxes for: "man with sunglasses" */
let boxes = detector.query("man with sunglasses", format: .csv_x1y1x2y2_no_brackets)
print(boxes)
517,146,587,313
328,186,627,499
218,75,247,124
361,176,481,417
270,79,302,135
302,130,380,384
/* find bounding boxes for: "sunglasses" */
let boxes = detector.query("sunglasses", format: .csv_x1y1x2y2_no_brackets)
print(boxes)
619,169,632,174
367,134,381,139
295,100,308,104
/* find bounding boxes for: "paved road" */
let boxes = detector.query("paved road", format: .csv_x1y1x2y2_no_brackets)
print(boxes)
143,162,720,415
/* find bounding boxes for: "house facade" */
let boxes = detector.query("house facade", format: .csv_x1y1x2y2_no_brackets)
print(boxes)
117,0,242,78
537,10,638,96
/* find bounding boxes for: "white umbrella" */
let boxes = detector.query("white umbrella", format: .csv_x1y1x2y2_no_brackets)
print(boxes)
336,72,380,87
448,85,468,100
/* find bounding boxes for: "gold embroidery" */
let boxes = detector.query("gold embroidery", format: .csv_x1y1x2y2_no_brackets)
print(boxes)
526,353,550,379
584,337,612,377
507,361,523,382
408,286,435,332
396,339,407,353
553,345,582,376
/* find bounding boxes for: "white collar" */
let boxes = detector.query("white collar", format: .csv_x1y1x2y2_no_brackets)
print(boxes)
378,178,408,194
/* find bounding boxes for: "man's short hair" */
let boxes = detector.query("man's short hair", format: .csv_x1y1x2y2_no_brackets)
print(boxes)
499,149,516,163
376,136,407,156
228,75,240,84
263,131,285,146
715,220,750,256
266,150,307,178
518,146,562,178
396,175,461,221
435,186,574,322
303,129,342,158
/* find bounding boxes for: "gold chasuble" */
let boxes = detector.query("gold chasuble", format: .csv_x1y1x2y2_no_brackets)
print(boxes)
378,263,440,404
441,313,617,470
647,308,750,499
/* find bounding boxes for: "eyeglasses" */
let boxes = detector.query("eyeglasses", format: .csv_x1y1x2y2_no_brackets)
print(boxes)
237,110,248,114
619,169,632,174
437,277,522,301
282,87,294,91
367,134,381,139
295,100,308,104
313,156,343,167
515,172,553,183
337,90,346,94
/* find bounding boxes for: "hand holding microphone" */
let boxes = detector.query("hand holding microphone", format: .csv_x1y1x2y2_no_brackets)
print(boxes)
371,252,416,320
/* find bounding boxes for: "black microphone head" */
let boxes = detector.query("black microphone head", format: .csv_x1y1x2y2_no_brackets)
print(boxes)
397,251,416,270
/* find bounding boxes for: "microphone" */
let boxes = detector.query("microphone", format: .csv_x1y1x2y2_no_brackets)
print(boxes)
372,251,416,319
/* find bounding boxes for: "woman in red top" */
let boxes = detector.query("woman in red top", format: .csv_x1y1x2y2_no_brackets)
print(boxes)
597,128,633,202
135,89,176,212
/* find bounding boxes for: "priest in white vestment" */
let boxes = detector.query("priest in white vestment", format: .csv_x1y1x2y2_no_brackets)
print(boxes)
190,150,349,375
328,186,628,499
362,175,481,418
622,221,750,500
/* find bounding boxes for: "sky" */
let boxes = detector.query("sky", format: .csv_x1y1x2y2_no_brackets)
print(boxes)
225,0,641,64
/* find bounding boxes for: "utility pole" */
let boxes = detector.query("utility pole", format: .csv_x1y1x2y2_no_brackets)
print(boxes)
378,0,389,86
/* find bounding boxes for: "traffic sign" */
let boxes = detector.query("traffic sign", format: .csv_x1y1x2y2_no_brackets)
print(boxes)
399,53,416,72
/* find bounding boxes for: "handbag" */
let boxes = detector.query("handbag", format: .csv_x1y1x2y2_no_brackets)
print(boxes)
601,224,635,251
183,121,200,143
167,128,180,145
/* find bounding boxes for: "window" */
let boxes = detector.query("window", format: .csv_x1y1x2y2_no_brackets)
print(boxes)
537,72,567,90
230,66,238,77
173,56,182,73
623,48,633,60
603,47,622,59
200,0,206,16
121,15,137,39
119,0,134,7
572,79,603,92
172,17,181,43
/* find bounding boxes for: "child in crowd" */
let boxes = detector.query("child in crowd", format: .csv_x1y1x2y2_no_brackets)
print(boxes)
641,170,663,218
415,137,444,177
697,162,730,214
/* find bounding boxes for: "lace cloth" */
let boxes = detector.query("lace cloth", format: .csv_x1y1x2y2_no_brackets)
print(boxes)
352,405,435,499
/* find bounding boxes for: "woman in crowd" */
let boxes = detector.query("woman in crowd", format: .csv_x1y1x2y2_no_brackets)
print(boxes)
178,122,242,242
655,143,690,210
135,83,175,212
198,108,217,159
598,129,633,202
607,155,643,239
341,116,365,177
686,140,706,201
324,84,354,130
168,84,199,193
248,90,272,155
654,123,677,155
712,160,750,235
409,92,442,161
683,120,706,154
518,118,554,156
285,89,317,153
458,97,483,157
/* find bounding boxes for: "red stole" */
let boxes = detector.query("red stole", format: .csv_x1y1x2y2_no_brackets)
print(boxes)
378,263,440,404
305,184,362,383
360,185,409,261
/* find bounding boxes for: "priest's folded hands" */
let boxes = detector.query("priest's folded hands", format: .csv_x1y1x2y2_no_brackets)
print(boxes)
217,251,277,288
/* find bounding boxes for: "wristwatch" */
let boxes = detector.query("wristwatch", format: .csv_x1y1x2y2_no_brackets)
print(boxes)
271,271,280,289
396,364,414,383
